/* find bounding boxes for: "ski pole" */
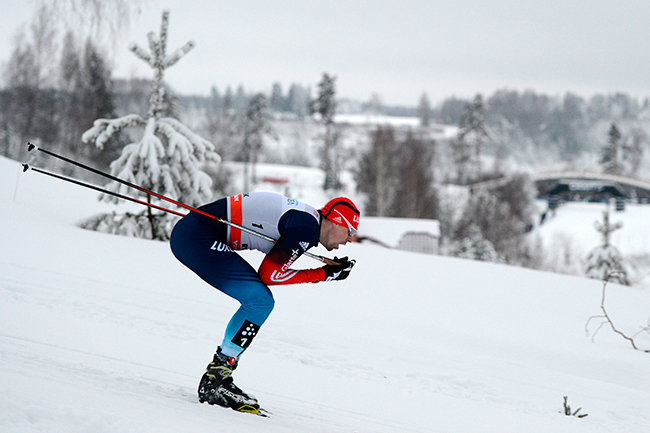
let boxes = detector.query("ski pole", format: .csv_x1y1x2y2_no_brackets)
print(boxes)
22,162,333,264
22,164,187,217
23,144,340,265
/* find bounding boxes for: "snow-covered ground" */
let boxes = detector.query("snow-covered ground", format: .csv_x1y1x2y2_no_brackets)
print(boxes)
536,201,650,257
532,201,650,287
2,155,650,433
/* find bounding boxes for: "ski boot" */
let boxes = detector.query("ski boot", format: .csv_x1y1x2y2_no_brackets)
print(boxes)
198,348,260,414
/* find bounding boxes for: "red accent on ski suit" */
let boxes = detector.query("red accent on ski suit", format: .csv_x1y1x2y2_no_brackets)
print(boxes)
257,231,327,285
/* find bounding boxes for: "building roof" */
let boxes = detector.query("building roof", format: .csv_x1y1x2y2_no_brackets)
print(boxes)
548,180,625,197
357,216,440,247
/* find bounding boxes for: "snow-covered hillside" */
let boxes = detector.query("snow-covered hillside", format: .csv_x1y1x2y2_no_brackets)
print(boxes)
532,201,650,287
1,155,650,433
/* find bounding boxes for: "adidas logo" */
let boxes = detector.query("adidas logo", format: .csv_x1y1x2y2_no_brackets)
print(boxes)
299,241,310,251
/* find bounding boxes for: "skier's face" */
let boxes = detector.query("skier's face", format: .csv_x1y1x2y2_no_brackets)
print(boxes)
321,220,353,251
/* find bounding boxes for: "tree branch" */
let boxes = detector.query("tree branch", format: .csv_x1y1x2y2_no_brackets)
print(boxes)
585,274,650,353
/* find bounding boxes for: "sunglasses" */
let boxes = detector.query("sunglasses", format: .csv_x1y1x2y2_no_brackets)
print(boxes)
332,209,358,238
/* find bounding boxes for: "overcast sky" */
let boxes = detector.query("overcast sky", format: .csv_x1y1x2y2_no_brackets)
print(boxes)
2,0,649,106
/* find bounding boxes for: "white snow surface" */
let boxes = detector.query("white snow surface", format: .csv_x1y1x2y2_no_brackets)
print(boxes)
536,202,650,257
2,155,650,433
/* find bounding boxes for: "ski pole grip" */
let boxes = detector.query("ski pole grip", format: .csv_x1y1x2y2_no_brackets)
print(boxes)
322,257,354,267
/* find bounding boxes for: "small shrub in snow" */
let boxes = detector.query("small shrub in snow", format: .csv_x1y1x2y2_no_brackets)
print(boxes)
561,396,588,418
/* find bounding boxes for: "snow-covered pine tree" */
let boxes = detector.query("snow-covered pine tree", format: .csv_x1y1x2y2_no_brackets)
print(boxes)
584,209,629,285
242,93,275,191
600,122,622,175
312,73,341,190
81,10,220,240
417,92,431,128
269,82,286,112
450,224,501,262
454,94,488,183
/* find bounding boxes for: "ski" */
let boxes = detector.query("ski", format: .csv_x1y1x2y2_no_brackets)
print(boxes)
236,405,271,418
199,399,271,417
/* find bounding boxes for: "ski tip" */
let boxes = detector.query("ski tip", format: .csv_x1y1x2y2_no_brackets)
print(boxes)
26,142,36,152
233,404,271,417
22,163,29,173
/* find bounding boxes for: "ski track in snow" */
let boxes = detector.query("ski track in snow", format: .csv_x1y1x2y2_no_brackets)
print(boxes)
0,244,429,432
0,327,424,433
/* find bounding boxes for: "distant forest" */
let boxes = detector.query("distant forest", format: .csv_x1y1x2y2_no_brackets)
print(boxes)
3,75,649,176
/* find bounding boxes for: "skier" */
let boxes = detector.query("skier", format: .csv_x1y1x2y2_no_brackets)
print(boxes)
169,192,359,414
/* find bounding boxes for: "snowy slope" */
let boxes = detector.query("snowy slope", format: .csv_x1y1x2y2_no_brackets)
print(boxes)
2,155,650,433
533,201,650,286
537,202,650,257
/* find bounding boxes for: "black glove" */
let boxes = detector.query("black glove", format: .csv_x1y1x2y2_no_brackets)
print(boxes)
322,256,356,281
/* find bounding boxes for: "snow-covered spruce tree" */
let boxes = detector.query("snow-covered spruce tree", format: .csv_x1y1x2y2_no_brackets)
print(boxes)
454,94,488,184
312,73,341,190
417,92,432,128
447,174,535,263
242,93,275,191
585,210,629,285
600,122,622,175
81,10,220,240
450,224,501,262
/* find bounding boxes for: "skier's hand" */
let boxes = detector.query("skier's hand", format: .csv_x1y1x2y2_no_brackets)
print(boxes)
322,256,356,281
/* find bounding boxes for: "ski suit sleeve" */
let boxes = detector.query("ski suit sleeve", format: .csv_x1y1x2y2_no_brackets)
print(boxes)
257,212,326,285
